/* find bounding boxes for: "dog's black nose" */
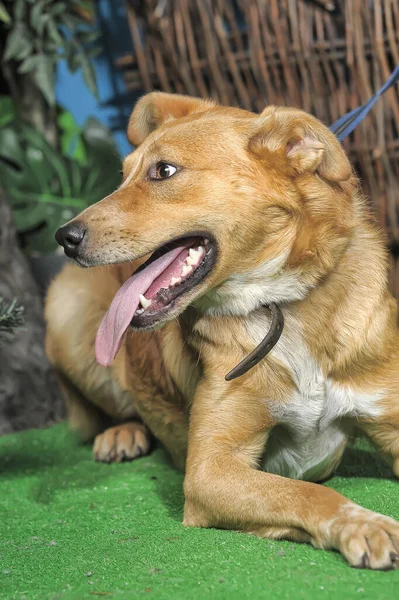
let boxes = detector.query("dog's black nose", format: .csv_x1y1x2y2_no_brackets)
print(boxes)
55,222,87,258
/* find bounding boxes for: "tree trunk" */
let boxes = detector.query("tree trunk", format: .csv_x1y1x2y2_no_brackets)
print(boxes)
0,189,64,435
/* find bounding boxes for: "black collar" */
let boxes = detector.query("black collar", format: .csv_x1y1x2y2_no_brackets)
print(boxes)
225,303,284,381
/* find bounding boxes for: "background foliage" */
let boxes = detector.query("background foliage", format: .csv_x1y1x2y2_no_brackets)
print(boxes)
0,297,24,340
0,0,122,255
1,0,100,143
0,95,121,254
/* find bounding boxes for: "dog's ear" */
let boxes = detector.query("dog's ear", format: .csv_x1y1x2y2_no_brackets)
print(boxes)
127,92,216,146
249,106,352,182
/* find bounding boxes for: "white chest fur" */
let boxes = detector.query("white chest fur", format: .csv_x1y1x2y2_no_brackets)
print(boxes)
246,309,383,480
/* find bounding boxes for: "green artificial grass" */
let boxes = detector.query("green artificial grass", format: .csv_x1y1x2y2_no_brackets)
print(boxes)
0,425,398,600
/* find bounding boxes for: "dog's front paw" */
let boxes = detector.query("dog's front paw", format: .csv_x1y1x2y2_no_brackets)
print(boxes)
317,504,399,570
93,422,151,463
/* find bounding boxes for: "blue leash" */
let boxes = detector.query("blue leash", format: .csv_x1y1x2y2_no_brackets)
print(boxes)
330,64,399,141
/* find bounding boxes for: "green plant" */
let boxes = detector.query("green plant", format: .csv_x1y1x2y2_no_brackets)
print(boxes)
0,96,121,255
0,2,11,23
0,297,24,341
1,0,100,145
0,2,122,256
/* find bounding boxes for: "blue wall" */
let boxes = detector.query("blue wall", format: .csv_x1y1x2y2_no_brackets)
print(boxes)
55,0,140,158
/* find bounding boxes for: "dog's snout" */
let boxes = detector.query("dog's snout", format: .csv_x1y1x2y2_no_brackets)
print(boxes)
55,222,87,258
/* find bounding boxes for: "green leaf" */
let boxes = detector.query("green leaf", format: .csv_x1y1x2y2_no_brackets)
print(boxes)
0,126,52,196
14,196,86,254
68,159,83,197
20,123,72,197
42,41,59,54
45,18,64,46
58,110,87,165
80,52,98,98
14,0,26,21
30,1,44,30
0,297,24,339
37,13,51,37
66,47,82,72
17,54,41,74
87,46,102,59
0,96,17,127
0,111,121,255
11,199,51,233
0,2,11,23
49,2,67,17
0,118,79,254
81,118,121,202
32,54,56,106
79,30,100,45
60,13,83,30
83,118,119,149
4,25,33,61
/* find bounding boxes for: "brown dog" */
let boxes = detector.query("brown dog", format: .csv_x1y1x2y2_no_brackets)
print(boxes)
45,93,399,569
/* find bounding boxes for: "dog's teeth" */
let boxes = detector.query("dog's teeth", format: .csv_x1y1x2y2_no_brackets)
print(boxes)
189,247,201,260
187,246,205,266
170,276,181,286
181,265,193,277
204,239,210,249
139,294,152,309
136,308,144,315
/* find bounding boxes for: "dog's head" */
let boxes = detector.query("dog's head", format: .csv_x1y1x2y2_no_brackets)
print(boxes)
56,93,355,363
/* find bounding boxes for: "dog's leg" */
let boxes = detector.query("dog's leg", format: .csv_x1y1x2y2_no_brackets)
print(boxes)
357,402,399,478
45,264,152,462
55,371,106,442
128,391,188,471
49,346,152,463
46,264,188,467
48,344,153,465
183,383,399,569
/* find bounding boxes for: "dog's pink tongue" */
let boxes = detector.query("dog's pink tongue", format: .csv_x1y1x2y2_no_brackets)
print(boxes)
95,245,187,367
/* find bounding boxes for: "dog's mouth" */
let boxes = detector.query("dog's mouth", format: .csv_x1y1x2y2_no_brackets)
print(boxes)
132,235,216,325
95,234,216,366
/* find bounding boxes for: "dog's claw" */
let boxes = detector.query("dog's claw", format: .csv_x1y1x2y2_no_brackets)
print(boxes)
390,552,399,566
361,552,370,569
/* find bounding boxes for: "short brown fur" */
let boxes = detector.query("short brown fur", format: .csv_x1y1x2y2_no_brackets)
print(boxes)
46,93,399,569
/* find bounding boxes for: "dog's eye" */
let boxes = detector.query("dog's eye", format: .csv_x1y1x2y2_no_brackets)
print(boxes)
150,162,177,180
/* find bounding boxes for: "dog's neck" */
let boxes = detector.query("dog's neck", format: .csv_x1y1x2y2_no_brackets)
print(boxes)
183,214,395,381
193,250,310,317
295,220,396,377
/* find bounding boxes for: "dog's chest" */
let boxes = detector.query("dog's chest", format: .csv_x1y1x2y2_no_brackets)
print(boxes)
246,311,383,480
